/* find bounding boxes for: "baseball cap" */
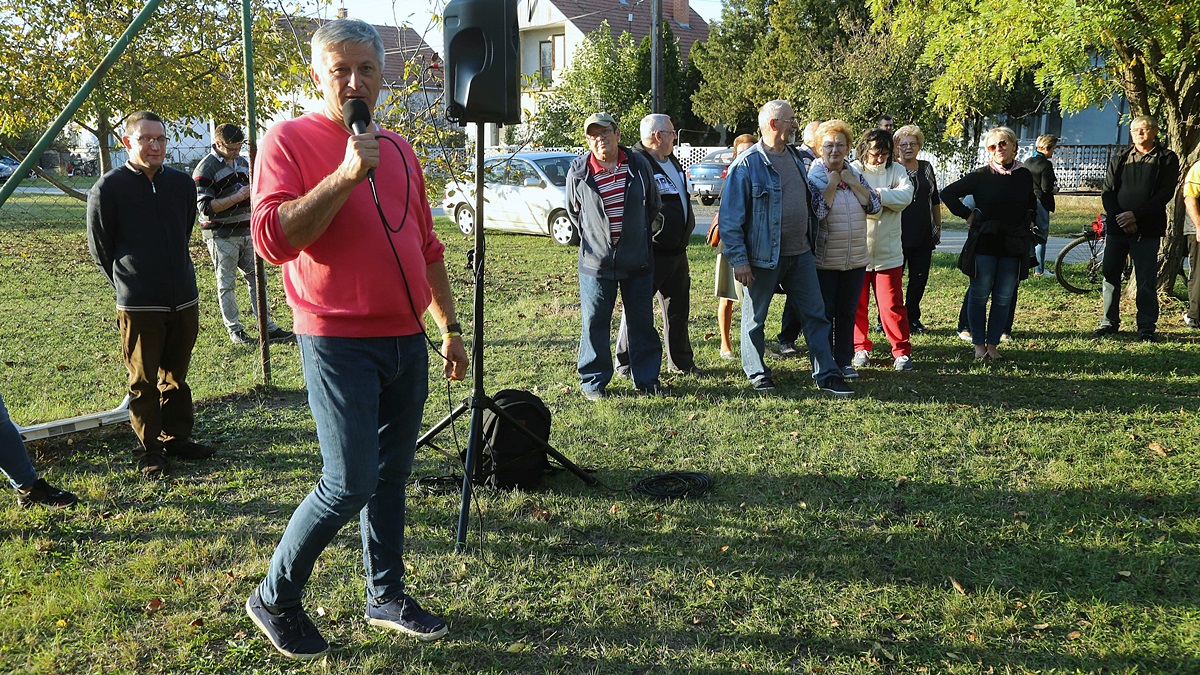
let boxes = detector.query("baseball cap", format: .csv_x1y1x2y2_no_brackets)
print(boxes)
583,112,616,135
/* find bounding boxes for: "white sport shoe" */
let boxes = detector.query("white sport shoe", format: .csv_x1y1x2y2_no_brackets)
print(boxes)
893,355,914,371
851,350,871,368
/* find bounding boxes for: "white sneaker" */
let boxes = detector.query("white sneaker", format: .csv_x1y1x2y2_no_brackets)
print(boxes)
1184,313,1194,327
999,333,1013,343
957,329,972,342
851,350,871,368
893,355,914,371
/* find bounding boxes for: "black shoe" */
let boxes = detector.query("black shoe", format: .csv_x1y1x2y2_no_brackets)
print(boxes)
1092,325,1119,338
615,367,632,380
267,327,296,343
16,478,78,509
365,594,448,641
137,453,167,477
818,375,854,396
777,341,798,357
165,441,216,461
751,376,776,392
246,589,329,660
230,329,254,345
910,320,927,333
1139,332,1158,343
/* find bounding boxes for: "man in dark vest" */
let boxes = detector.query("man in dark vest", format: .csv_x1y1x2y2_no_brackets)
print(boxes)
615,113,696,375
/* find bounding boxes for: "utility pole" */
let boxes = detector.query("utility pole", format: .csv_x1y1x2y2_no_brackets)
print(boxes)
650,0,663,113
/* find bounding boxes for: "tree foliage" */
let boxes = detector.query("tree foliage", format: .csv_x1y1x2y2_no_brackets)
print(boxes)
877,0,1200,286
526,21,651,147
0,0,311,181
691,0,950,140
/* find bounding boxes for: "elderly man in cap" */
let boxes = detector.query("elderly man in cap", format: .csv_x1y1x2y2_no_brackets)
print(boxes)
566,112,663,400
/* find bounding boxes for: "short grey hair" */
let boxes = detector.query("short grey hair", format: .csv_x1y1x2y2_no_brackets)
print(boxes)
1131,115,1159,129
757,100,792,133
640,114,673,141
312,18,385,70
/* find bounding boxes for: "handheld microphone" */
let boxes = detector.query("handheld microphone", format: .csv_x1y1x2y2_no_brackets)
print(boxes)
342,98,376,182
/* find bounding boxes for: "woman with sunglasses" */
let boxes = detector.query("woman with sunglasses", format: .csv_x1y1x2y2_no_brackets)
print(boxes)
941,127,1037,360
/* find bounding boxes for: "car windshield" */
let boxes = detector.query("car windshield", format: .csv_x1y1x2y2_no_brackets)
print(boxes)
533,157,573,187
703,149,734,164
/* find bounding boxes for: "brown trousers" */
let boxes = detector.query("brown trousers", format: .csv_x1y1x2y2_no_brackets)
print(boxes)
116,305,199,455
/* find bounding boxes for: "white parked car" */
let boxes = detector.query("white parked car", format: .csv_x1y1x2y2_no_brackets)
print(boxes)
442,151,579,245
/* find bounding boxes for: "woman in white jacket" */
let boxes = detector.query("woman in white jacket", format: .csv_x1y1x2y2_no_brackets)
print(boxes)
852,129,915,371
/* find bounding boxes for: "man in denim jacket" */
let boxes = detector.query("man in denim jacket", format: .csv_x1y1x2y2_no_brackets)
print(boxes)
717,100,851,395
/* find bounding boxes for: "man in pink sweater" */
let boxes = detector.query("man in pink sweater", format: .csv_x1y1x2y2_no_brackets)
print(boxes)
246,19,468,661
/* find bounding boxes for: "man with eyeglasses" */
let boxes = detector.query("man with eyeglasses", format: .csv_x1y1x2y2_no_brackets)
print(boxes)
614,114,696,376
1094,115,1180,342
567,112,663,400
87,111,217,477
193,123,293,346
718,100,852,395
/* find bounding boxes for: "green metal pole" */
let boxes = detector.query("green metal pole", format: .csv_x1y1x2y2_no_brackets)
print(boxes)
242,0,272,387
0,0,164,208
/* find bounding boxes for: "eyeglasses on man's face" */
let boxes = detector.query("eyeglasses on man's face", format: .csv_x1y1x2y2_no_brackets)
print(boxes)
133,135,169,146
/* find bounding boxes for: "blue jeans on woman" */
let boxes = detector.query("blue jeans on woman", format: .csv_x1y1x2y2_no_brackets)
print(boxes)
0,392,38,490
816,267,867,368
968,254,1021,346
259,333,428,610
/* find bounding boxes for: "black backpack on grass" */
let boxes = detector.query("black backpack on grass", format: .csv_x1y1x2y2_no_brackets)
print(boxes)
473,389,551,490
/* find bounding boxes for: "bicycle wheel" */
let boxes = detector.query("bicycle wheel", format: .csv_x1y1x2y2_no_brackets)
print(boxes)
1055,235,1104,293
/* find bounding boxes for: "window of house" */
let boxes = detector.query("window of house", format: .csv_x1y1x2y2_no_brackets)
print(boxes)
539,41,553,83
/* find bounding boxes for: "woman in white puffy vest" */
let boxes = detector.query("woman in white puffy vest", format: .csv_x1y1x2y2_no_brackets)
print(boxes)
809,120,881,380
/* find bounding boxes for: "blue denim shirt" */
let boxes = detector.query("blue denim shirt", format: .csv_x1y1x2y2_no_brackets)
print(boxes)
717,142,819,270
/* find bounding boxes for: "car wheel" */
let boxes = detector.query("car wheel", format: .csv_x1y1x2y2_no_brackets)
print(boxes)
549,209,578,246
700,196,715,206
455,204,475,235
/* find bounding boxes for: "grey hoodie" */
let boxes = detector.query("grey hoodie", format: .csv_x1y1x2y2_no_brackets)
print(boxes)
566,147,662,280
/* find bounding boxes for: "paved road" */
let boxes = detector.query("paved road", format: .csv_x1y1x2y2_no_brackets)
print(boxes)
689,202,1077,259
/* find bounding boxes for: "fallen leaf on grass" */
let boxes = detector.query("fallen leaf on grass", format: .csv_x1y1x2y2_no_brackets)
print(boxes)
949,577,966,595
1149,442,1170,457
188,618,204,628
705,579,715,588
1033,623,1050,630
506,641,529,653
173,574,183,585
894,476,908,489
1067,630,1082,639
608,504,620,515
55,619,67,628
145,598,164,616
1116,570,1133,581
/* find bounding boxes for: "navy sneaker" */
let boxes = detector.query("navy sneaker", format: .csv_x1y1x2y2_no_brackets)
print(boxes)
751,376,776,392
245,589,329,660
267,327,296,343
365,594,448,641
818,375,854,396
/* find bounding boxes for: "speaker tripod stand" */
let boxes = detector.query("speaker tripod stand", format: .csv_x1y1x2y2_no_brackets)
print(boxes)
418,126,597,551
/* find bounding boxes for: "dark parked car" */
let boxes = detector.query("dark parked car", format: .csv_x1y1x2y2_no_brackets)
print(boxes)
686,147,737,205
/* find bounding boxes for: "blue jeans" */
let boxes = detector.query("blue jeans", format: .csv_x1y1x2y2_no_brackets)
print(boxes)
816,267,866,368
1034,203,1051,274
259,334,429,609
968,254,1021,345
0,393,38,490
578,271,661,393
741,252,836,383
1101,232,1160,335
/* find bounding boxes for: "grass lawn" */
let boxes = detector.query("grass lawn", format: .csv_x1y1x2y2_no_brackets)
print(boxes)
1,213,1199,674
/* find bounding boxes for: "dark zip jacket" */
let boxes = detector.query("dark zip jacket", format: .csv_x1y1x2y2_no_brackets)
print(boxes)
631,141,694,256
1101,143,1180,238
566,147,662,279
86,164,200,312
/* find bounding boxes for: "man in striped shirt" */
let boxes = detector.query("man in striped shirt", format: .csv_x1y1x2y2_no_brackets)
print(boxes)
566,113,663,400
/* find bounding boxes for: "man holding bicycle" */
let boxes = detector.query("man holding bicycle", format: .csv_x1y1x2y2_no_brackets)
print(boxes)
1093,116,1179,342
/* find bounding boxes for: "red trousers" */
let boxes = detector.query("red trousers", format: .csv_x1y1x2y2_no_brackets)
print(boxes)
854,266,912,358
